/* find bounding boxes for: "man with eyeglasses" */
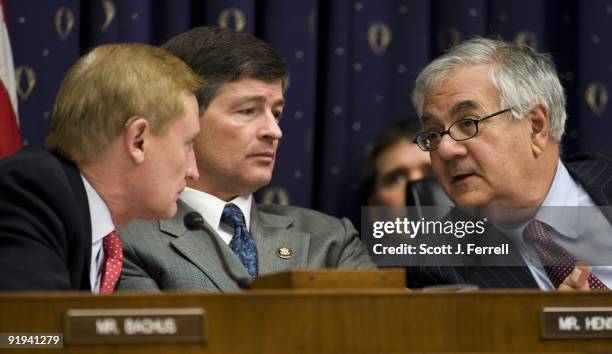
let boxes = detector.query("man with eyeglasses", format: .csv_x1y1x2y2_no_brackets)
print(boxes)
407,37,612,291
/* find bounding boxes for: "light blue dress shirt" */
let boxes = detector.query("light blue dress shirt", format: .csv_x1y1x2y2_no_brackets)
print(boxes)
498,159,612,289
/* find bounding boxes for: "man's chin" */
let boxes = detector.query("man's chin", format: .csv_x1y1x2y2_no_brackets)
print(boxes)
450,191,491,208
154,203,178,221
246,171,273,189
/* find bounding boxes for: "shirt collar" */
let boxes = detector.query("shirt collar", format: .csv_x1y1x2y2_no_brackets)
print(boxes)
180,187,253,230
536,159,592,239
541,159,578,207
501,159,586,240
81,174,115,243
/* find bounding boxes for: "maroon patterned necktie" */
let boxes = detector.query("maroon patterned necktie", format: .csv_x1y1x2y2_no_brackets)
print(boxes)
99,230,123,294
523,220,607,290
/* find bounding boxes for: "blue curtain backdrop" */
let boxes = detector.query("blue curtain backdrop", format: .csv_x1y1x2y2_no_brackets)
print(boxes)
5,0,612,226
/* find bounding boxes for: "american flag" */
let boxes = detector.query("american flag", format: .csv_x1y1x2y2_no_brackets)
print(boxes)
0,0,21,159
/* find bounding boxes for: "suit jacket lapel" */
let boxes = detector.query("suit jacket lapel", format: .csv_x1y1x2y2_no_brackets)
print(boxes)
565,153,612,224
161,201,249,291
57,154,92,291
450,209,539,288
250,204,310,274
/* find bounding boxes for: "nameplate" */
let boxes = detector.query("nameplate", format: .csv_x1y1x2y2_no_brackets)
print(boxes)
64,308,206,345
541,307,612,339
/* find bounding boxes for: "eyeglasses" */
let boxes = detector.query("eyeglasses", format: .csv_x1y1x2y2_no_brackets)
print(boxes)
413,108,512,151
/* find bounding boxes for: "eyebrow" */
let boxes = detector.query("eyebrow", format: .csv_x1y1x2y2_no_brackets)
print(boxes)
421,100,481,123
420,113,434,123
381,167,407,178
272,99,285,108
229,95,265,109
449,100,479,117
229,95,285,109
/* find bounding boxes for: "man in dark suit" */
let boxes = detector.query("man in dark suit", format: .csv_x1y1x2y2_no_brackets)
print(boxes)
0,44,203,293
407,37,612,290
118,26,375,292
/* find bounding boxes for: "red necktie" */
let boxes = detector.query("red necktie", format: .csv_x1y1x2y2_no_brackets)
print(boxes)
523,219,608,290
99,230,123,294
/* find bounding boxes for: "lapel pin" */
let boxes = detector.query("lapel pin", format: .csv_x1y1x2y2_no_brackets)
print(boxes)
277,247,292,259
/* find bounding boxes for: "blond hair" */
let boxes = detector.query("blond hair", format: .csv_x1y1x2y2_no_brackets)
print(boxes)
46,43,203,164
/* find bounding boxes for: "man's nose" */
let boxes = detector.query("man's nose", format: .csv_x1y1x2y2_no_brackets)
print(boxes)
435,134,468,161
260,112,283,141
185,149,199,180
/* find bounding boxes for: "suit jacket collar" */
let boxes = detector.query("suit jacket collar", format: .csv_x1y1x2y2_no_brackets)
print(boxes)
55,153,92,291
161,200,246,291
160,201,312,290
564,151,612,224
447,208,539,288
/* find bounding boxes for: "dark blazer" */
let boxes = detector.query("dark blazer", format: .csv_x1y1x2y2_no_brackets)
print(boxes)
0,147,92,291
118,200,376,291
407,151,612,289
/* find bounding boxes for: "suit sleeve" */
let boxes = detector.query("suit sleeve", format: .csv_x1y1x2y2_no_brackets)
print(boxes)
336,217,377,269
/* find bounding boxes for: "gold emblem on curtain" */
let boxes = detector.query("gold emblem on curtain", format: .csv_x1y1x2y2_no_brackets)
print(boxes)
15,66,36,101
437,26,461,52
261,187,290,205
367,22,392,56
100,0,116,33
218,8,246,32
515,31,538,50
585,83,608,116
55,6,75,41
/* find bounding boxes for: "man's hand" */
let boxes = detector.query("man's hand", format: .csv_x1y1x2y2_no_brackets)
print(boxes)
558,263,592,291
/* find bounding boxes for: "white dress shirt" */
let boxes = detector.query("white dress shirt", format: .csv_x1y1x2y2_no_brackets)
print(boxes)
81,175,115,294
180,187,253,245
499,159,612,289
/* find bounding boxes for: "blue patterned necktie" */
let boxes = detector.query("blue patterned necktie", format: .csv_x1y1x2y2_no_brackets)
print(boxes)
221,203,258,277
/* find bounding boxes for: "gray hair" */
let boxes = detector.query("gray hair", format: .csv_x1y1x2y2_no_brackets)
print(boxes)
412,37,566,142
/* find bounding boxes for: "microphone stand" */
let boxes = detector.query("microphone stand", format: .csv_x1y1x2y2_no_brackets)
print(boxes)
184,212,252,289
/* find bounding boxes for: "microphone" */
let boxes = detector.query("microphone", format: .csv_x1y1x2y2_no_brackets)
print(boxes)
184,211,252,290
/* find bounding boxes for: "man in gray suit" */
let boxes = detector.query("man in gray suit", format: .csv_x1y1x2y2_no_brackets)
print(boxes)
118,26,375,292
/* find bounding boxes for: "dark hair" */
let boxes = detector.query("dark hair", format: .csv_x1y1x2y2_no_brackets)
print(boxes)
362,119,423,199
161,26,289,113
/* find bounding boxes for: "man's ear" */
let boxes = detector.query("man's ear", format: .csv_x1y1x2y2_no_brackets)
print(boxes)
124,117,150,164
528,103,550,157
